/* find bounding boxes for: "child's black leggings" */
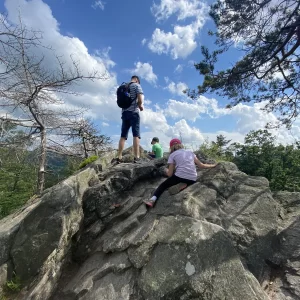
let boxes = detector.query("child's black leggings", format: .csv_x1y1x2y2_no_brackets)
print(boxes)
153,175,195,199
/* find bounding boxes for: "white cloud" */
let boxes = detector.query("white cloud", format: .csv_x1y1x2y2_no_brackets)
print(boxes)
174,64,183,73
151,0,207,22
141,108,170,133
202,131,245,145
102,122,109,127
131,62,158,85
164,76,170,83
92,0,105,10
111,98,299,151
165,81,188,96
164,96,225,121
4,0,121,124
94,47,116,69
141,38,147,46
148,23,200,59
165,99,205,121
229,102,278,134
148,0,209,59
225,102,300,145
139,110,205,150
4,0,299,151
167,119,205,144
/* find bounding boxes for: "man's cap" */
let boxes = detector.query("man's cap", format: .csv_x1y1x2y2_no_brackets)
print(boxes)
152,137,159,142
131,75,140,84
169,138,181,147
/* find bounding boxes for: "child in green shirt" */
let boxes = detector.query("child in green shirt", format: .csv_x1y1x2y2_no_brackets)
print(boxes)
148,137,163,159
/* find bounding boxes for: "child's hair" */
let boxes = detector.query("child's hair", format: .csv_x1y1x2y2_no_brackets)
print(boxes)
170,143,184,153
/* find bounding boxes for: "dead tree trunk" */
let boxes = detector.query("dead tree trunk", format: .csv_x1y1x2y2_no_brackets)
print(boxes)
37,127,46,195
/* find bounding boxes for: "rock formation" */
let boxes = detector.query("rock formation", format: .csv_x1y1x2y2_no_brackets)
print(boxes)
0,151,299,300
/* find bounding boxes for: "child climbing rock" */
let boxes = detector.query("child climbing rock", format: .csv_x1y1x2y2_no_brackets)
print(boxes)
144,138,217,207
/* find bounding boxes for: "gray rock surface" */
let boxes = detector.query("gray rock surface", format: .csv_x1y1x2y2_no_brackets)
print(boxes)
1,151,300,300
51,162,273,300
264,191,300,300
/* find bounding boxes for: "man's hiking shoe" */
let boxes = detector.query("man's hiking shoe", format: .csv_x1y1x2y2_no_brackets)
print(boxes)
116,158,123,164
168,183,188,195
143,200,155,208
134,157,141,163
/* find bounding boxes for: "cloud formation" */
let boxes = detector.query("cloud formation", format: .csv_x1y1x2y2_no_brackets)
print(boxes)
4,0,121,123
148,0,209,59
3,0,299,151
92,0,105,10
131,62,158,85
165,81,188,96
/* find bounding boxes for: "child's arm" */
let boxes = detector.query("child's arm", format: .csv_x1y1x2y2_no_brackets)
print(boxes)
165,164,175,177
149,145,155,155
194,157,217,169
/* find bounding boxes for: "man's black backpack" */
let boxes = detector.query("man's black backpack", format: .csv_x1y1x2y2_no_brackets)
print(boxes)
116,82,134,109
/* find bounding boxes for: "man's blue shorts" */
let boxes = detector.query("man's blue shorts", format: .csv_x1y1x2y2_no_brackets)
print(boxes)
121,111,140,139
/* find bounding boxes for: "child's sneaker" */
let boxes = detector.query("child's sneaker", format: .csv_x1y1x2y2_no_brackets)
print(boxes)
143,199,155,208
168,183,188,195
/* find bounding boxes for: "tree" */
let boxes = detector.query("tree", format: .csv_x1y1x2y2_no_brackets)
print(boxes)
0,122,37,217
199,135,233,161
190,0,300,127
231,130,300,191
0,15,108,194
54,118,112,159
233,130,276,177
211,134,232,156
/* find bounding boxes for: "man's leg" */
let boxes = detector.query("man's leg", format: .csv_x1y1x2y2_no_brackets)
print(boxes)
133,137,140,159
118,137,126,160
119,114,130,160
131,113,140,159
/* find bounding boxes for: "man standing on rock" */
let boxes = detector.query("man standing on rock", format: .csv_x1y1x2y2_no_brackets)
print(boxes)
117,75,144,164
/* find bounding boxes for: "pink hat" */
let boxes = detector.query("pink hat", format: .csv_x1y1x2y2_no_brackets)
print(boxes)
170,138,181,147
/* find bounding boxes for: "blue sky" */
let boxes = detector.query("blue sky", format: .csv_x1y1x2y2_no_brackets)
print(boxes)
1,0,299,151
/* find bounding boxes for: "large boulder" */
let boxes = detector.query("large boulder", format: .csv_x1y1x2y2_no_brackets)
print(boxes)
0,166,99,300
50,162,274,300
2,154,300,300
265,191,300,300
0,202,39,294
53,215,268,300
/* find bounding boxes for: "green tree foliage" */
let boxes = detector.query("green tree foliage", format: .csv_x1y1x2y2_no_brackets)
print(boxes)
44,153,82,189
200,130,300,191
190,0,300,127
0,124,36,217
199,134,233,161
0,124,82,218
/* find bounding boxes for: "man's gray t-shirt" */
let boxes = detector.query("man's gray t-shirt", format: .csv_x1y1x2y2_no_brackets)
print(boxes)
122,82,143,114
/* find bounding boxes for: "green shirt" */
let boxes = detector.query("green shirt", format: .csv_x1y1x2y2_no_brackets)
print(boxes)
152,143,163,158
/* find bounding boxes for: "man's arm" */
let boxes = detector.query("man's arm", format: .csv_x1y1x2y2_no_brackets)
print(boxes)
194,157,217,169
137,93,144,111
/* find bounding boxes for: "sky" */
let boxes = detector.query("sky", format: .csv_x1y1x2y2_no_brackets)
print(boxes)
1,0,300,152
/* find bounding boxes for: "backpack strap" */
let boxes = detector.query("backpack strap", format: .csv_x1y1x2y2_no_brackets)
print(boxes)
127,82,138,110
